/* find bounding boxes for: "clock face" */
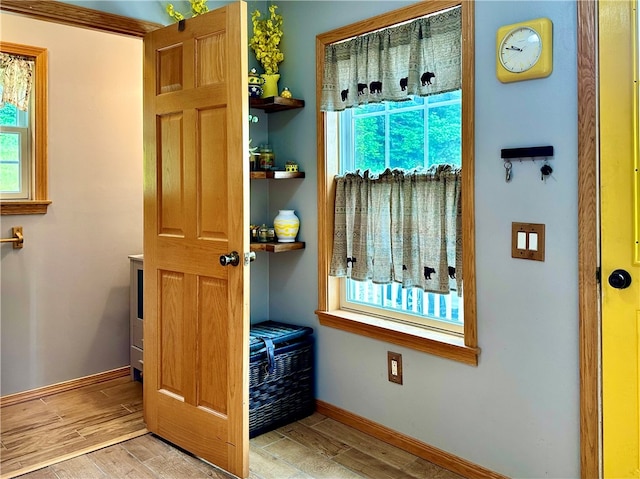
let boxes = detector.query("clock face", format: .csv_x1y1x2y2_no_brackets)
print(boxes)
499,26,543,73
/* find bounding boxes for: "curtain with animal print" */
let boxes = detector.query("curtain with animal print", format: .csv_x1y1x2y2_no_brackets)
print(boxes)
320,6,461,111
0,53,34,111
329,166,462,295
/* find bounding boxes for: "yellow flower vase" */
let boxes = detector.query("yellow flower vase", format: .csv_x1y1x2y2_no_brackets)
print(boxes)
261,73,280,99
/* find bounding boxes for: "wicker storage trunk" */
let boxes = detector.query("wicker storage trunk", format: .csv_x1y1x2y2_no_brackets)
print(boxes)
249,321,314,437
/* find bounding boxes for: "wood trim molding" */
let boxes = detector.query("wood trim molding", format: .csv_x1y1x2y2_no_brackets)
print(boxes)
316,400,509,479
460,0,477,348
0,200,51,215
0,367,130,407
576,1,600,478
318,310,479,365
0,0,162,37
0,42,51,215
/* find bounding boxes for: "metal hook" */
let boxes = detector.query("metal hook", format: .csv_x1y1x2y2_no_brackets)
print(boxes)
504,160,513,182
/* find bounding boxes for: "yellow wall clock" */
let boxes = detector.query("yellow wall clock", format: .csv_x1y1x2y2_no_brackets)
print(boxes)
496,18,553,83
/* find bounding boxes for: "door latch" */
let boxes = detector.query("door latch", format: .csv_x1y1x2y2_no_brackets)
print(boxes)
244,251,256,265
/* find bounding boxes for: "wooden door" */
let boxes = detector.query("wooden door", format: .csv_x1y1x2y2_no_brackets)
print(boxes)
600,0,640,476
142,3,250,477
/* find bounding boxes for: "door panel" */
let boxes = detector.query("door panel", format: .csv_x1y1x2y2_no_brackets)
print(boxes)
600,0,640,477
143,3,249,477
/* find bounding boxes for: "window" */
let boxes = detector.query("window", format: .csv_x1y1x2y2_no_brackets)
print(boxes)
316,2,477,365
0,42,49,215
341,93,462,172
1,95,31,199
339,93,463,335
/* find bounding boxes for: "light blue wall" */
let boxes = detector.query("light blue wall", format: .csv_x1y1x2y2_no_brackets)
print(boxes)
266,1,580,478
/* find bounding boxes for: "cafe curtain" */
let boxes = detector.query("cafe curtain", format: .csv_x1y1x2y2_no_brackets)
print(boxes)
320,6,461,111
329,166,462,294
0,53,34,111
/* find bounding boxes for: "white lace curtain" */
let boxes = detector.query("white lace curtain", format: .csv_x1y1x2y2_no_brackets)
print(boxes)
320,6,461,112
0,53,34,111
329,166,462,294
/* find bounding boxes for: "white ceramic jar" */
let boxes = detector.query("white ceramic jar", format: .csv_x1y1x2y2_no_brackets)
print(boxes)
273,210,300,242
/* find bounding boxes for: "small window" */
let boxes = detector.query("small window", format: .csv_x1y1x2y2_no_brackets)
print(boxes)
0,42,50,215
1,96,31,199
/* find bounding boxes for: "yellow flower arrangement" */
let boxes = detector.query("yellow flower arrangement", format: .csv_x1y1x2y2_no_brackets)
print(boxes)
249,5,284,75
166,0,208,21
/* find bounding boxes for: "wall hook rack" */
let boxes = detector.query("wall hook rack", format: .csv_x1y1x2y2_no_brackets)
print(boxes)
501,145,554,160
501,146,554,182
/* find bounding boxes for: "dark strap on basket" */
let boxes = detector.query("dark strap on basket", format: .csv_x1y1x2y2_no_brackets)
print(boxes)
261,338,275,374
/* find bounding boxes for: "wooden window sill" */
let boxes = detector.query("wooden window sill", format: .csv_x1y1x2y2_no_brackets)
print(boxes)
316,309,479,366
1,200,51,215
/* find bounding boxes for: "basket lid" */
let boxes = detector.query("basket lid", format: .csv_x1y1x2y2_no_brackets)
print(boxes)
249,321,313,353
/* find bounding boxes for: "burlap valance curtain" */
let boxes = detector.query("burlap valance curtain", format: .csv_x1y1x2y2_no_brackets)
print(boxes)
320,6,461,112
329,166,462,294
0,53,34,111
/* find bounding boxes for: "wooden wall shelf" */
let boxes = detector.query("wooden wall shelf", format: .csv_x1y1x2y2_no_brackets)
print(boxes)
250,171,305,179
250,96,305,113
250,242,305,253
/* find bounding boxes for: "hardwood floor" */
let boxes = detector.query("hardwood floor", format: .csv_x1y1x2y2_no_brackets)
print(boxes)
1,377,146,479
2,379,463,479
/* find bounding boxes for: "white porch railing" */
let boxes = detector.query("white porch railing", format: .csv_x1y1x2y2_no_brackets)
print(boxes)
345,279,463,326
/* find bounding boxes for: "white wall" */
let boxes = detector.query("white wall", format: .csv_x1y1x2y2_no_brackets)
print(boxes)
267,1,580,478
0,12,143,395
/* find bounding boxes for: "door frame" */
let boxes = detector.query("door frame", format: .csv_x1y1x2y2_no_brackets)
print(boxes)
577,1,628,477
0,1,607,476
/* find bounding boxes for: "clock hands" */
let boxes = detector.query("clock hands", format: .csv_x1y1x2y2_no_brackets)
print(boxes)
505,45,523,52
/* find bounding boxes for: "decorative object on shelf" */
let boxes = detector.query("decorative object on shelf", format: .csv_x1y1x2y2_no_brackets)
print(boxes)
258,224,270,243
250,154,259,171
166,0,208,21
285,161,298,172
249,4,284,98
248,68,264,97
280,87,292,99
248,138,259,170
249,5,284,75
261,73,280,99
250,224,260,242
273,210,300,243
248,115,259,169
259,144,275,170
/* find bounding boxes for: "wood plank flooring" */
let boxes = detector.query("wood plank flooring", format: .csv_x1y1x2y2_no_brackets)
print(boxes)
1,377,146,479
2,379,463,479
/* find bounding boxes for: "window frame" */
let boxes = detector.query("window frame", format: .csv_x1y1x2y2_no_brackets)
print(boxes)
0,42,50,215
315,0,478,365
